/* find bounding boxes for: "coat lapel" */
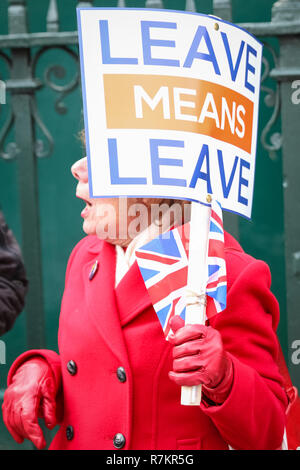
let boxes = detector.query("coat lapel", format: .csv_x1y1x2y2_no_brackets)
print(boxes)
85,241,129,365
114,260,152,327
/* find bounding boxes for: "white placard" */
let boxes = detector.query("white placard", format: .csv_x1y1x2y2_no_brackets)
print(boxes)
77,8,262,219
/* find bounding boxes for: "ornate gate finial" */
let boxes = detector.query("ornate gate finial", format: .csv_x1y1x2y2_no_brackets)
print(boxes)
272,0,300,22
77,1,94,6
47,0,59,32
145,0,164,8
212,0,232,22
8,0,28,34
186,0,196,12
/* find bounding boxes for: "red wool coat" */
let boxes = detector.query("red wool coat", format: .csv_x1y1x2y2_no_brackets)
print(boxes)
7,233,288,450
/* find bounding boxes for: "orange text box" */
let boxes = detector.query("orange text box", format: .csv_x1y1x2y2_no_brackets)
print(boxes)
103,74,254,154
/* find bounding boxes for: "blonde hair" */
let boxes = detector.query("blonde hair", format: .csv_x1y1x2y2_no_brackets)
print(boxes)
78,128,86,147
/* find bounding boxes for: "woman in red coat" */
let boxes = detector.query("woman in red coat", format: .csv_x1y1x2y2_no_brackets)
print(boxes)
2,157,288,450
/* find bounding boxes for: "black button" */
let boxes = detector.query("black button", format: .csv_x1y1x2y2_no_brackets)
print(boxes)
67,360,77,376
66,425,74,441
113,433,126,449
116,367,126,383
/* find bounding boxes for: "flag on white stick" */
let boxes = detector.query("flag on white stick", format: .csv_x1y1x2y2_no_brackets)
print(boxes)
135,199,227,338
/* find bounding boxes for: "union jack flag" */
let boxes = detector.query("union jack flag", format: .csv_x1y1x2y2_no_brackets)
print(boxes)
135,200,227,338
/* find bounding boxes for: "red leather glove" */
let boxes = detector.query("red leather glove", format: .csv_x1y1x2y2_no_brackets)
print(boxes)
2,357,58,449
168,316,234,404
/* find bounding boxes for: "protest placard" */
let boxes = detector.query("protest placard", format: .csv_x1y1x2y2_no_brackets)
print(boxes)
77,7,262,219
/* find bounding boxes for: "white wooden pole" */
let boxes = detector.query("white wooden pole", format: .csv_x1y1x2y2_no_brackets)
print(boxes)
180,199,212,406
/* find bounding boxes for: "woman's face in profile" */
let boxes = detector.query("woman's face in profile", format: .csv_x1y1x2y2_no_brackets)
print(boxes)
71,156,119,238
71,157,149,245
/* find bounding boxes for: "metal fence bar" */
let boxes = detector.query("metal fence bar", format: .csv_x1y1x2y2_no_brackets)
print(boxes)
7,0,46,350
213,0,232,22
0,32,78,48
2,20,300,50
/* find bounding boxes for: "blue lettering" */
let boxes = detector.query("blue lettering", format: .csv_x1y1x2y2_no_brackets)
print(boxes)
245,44,257,94
221,32,245,82
183,26,220,75
99,20,138,65
150,139,186,186
108,138,147,184
189,144,212,193
218,150,239,198
141,21,180,67
238,158,250,206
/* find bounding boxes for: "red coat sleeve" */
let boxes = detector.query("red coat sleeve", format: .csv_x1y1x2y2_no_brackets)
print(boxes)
200,252,288,450
7,349,62,390
6,236,97,390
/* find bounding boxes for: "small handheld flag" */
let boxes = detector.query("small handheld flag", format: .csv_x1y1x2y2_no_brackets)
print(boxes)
135,200,227,339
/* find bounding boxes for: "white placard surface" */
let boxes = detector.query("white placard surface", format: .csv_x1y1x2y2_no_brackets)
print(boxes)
77,8,262,219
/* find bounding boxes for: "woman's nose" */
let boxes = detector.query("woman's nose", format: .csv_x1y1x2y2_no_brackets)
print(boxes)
71,157,88,182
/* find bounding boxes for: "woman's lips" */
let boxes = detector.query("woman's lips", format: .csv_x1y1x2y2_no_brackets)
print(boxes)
81,204,90,218
78,197,92,219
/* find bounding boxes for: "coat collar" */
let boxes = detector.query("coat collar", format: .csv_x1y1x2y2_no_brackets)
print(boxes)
114,260,152,327
87,235,103,255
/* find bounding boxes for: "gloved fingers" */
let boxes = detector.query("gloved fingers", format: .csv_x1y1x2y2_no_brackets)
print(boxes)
170,316,185,333
172,339,203,360
2,403,24,444
40,398,56,430
11,406,27,437
10,400,46,450
4,419,24,444
168,324,207,346
168,369,211,387
40,377,57,429
172,354,204,373
20,411,46,450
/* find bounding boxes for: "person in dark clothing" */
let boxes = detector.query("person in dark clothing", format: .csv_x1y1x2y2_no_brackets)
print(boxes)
0,210,28,335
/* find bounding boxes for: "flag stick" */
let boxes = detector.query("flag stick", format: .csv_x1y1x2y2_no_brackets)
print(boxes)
181,199,212,406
